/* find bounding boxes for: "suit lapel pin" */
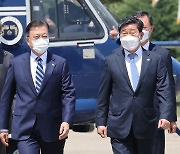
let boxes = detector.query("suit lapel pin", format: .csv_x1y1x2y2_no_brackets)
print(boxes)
52,63,55,67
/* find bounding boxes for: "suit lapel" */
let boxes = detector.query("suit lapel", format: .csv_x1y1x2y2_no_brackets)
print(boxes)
38,52,56,94
136,50,151,90
115,48,133,90
21,52,37,96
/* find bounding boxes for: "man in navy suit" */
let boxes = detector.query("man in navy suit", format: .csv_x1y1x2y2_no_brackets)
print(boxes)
133,11,177,154
0,20,75,154
110,11,177,154
96,16,173,154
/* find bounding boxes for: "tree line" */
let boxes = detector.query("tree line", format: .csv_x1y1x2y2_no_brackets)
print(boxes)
101,0,180,60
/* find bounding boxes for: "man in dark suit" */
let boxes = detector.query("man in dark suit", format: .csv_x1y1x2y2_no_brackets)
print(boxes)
133,11,177,154
0,20,75,154
110,11,177,154
96,16,173,154
0,49,13,96
0,22,14,154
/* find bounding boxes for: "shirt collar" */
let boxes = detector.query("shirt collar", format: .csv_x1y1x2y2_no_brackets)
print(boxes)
124,46,142,59
31,51,47,64
142,41,150,50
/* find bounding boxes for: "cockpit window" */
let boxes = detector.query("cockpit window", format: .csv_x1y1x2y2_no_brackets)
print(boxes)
30,0,104,41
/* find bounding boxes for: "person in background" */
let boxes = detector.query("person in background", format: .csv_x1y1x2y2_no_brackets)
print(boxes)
0,22,14,97
109,11,177,154
0,20,75,154
0,21,14,154
96,15,173,154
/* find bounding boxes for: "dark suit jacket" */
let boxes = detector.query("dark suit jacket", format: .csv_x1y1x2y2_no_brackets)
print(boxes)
115,42,177,122
96,47,173,139
149,42,177,122
0,51,75,142
0,50,13,96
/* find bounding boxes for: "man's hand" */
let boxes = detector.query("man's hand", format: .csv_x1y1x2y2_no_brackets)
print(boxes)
97,126,107,138
45,17,57,29
59,122,69,140
168,122,177,133
158,119,170,130
109,26,118,39
0,132,9,146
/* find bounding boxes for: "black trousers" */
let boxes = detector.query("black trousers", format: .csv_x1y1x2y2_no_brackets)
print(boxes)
152,129,165,154
111,129,154,154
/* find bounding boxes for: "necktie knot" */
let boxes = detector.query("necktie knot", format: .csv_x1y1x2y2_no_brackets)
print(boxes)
36,57,42,63
128,53,136,60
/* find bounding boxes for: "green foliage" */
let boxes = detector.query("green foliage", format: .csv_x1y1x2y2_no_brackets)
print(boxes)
100,0,180,60
150,0,179,41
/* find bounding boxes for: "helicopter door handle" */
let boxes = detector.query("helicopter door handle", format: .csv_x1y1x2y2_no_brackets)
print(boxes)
77,42,94,47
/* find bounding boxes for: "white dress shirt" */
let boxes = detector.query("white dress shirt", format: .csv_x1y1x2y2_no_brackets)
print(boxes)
30,51,47,87
124,47,142,87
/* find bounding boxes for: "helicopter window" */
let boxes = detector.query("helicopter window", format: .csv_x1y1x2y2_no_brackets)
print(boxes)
30,0,104,41
90,0,118,30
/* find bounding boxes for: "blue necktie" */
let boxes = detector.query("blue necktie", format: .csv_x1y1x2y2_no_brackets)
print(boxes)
36,57,44,93
128,53,139,91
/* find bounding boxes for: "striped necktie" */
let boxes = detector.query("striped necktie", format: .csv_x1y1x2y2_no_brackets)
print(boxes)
128,53,139,91
35,57,44,93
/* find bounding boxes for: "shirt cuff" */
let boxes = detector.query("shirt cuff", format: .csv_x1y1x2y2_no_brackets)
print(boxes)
0,129,9,133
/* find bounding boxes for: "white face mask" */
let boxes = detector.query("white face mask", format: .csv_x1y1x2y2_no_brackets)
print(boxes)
120,35,140,51
140,30,150,43
32,38,49,54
